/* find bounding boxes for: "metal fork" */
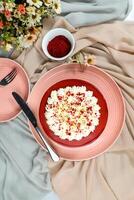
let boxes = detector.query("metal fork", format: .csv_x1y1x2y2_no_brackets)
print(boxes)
0,68,17,86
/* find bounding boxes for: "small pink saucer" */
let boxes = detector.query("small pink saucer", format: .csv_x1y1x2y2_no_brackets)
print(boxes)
28,63,125,161
0,58,30,122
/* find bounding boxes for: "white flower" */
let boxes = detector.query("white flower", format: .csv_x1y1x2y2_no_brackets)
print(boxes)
20,34,37,48
26,18,35,27
84,54,96,66
26,6,36,15
27,13,42,27
27,0,43,8
5,43,13,51
5,2,15,11
34,14,42,23
44,0,53,6
53,0,61,14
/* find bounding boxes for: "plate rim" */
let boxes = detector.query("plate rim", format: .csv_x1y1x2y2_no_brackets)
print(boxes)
0,58,30,123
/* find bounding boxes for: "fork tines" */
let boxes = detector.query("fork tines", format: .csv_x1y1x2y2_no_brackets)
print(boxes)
0,68,17,86
6,68,17,82
4,68,17,81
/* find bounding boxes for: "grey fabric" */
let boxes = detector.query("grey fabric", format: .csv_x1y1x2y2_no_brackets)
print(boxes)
61,0,132,27
0,113,59,200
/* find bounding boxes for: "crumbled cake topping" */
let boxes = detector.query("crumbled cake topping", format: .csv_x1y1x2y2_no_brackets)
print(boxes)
45,86,101,141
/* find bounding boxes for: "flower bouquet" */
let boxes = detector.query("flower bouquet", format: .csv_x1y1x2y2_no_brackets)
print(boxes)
0,0,61,54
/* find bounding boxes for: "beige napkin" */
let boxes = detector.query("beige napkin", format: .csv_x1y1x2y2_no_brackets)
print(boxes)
16,17,134,200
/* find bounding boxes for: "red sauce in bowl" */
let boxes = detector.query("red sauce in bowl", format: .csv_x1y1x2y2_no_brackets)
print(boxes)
47,35,71,58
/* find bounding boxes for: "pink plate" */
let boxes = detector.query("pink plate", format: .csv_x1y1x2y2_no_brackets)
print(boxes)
0,58,30,122
28,63,125,161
